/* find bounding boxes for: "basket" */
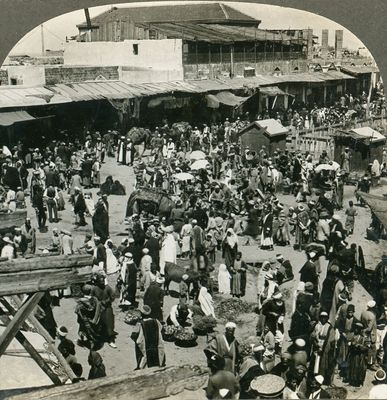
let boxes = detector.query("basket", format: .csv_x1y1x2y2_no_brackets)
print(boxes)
124,308,141,325
162,325,177,342
250,374,285,397
175,338,198,348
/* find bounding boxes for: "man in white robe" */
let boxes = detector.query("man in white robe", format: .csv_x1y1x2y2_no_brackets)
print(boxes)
159,226,177,275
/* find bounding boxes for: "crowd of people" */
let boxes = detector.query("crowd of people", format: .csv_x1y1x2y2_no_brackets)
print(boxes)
0,106,386,398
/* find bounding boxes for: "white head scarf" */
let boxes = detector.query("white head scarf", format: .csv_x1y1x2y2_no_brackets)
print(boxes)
226,228,238,248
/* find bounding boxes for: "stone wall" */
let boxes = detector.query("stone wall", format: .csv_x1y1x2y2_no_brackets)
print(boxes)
44,66,119,85
0,69,8,85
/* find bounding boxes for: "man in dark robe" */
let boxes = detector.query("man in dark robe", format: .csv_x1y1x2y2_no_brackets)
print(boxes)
75,284,102,348
93,236,107,272
3,161,21,191
91,273,117,348
122,252,138,307
143,275,165,322
299,251,319,289
72,187,87,226
145,231,160,271
131,305,165,369
92,199,109,243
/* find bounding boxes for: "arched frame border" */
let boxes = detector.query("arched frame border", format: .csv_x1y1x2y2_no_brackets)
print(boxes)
0,0,386,81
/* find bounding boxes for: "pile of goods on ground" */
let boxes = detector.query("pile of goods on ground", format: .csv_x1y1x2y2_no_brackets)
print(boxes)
192,315,217,335
215,298,257,323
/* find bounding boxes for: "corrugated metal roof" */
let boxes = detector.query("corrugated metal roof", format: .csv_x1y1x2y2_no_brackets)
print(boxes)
240,118,288,137
0,70,362,109
314,71,356,81
340,65,379,75
350,127,386,143
77,3,259,28
0,111,35,126
0,86,71,108
139,22,300,43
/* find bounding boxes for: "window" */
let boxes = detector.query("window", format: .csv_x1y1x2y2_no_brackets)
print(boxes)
10,78,17,85
149,29,157,40
133,44,138,55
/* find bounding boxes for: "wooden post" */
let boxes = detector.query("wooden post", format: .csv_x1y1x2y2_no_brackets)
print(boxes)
230,43,235,78
2,299,62,386
12,295,77,382
0,292,44,357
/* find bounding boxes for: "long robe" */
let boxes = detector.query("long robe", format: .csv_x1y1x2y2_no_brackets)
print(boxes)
143,282,164,321
206,334,239,374
218,264,231,295
132,318,165,369
347,334,368,386
159,233,177,275
91,284,116,343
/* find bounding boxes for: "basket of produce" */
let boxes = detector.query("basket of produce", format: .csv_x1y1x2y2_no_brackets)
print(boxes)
124,308,141,325
192,315,217,336
174,328,198,348
162,325,177,342
250,374,285,398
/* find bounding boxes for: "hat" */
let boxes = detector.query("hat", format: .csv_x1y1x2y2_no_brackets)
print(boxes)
330,265,339,274
273,292,283,300
191,219,198,225
308,251,317,259
368,300,376,308
276,254,284,260
375,369,387,382
140,305,152,316
253,345,265,353
305,282,314,291
2,237,12,244
124,252,133,258
74,186,81,191
225,322,237,329
142,248,149,254
264,272,274,280
219,389,230,398
320,311,328,317
354,322,364,329
295,338,306,348
182,274,189,281
93,235,101,241
315,375,324,385
128,238,135,243
57,326,68,337
347,304,355,312
298,205,305,212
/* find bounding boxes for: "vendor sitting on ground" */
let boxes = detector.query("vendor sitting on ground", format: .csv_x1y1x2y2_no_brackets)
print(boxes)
166,301,193,328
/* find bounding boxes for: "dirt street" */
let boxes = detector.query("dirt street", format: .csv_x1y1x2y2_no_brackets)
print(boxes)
24,154,386,399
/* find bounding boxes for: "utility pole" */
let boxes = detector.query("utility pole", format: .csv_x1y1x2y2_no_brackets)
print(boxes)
40,24,45,56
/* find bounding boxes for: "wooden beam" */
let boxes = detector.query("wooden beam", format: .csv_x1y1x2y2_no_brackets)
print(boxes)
0,265,92,296
12,296,77,382
0,254,93,273
0,292,44,357
8,365,209,400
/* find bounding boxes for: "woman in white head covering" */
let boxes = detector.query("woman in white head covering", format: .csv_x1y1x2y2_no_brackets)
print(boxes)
198,286,215,317
217,264,231,295
372,159,381,185
104,239,119,275
222,228,238,269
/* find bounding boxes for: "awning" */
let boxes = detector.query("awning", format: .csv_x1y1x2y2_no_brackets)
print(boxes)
0,111,35,127
359,193,387,228
259,86,289,96
206,91,250,108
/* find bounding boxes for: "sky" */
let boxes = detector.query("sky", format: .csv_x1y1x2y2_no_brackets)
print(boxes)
8,1,370,57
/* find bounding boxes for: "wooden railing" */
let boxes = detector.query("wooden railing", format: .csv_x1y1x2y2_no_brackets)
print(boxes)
286,115,387,158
